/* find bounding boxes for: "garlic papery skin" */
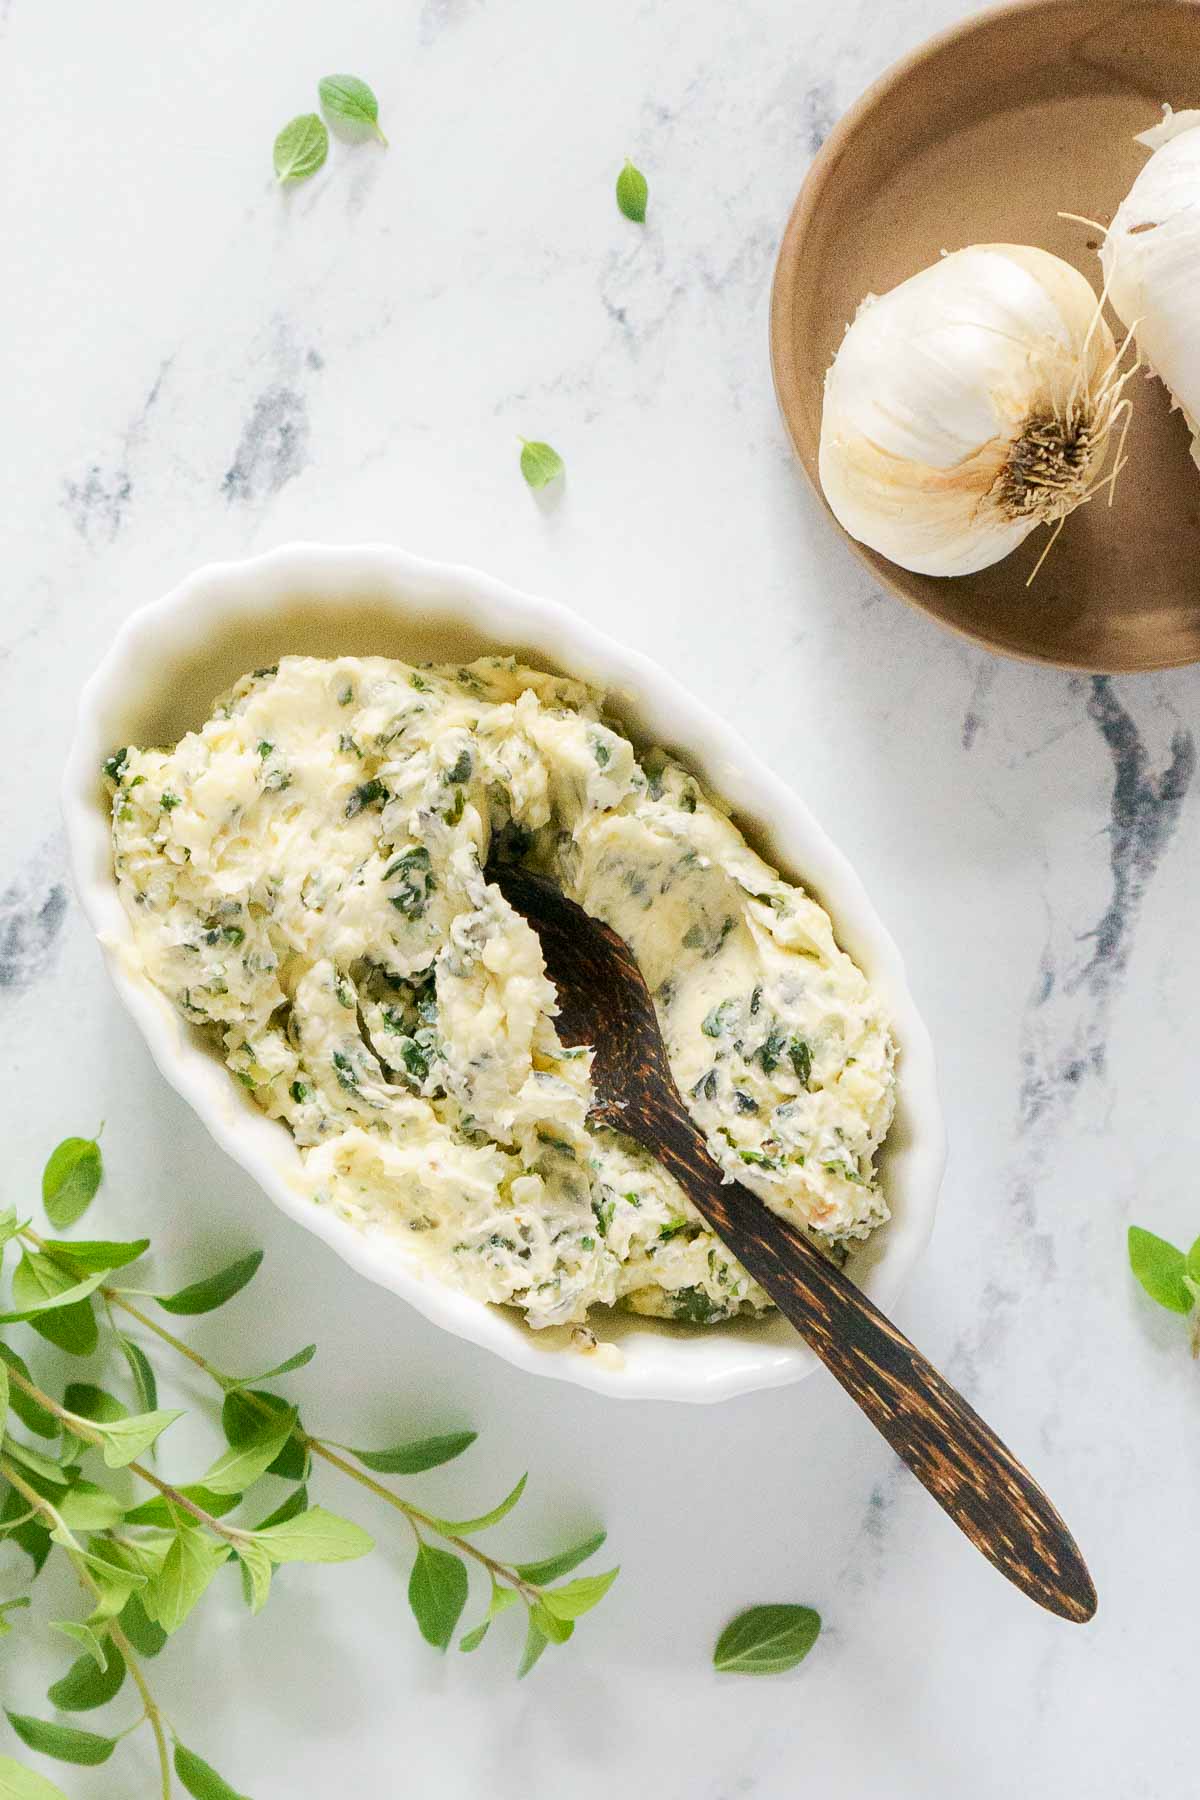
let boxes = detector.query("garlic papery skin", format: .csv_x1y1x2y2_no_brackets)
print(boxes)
818,244,1119,578
1101,106,1200,474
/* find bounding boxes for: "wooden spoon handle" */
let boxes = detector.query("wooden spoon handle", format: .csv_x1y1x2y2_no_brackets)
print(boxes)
648,1103,1096,1623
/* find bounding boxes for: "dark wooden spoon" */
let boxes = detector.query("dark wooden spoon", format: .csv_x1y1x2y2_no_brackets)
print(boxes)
490,861,1096,1624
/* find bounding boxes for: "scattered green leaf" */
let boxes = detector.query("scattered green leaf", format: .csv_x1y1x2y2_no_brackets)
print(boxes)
0,1347,56,1437
427,1472,526,1534
41,1139,103,1230
86,1408,183,1469
318,73,387,145
273,113,328,184
203,1404,298,1495
519,440,564,490
142,1531,230,1636
1128,1225,1192,1314
116,1336,158,1414
615,159,648,223
712,1603,822,1675
62,1384,128,1424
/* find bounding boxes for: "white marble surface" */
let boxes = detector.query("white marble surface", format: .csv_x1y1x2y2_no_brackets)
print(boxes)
2,1,1196,1794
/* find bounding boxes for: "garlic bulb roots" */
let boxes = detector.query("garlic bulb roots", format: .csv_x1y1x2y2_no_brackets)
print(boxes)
1101,106,1200,474
819,245,1123,578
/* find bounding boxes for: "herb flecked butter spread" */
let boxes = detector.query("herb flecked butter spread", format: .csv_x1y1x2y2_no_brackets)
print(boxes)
108,656,896,1331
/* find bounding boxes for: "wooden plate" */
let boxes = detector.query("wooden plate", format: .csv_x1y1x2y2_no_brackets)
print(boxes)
770,0,1200,672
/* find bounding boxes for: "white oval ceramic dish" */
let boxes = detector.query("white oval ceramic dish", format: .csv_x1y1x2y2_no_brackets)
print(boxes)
63,543,945,1402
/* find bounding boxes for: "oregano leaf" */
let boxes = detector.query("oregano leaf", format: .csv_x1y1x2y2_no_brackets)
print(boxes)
46,1642,125,1712
41,1139,103,1229
407,1543,468,1649
253,1506,372,1565
116,1593,165,1658
318,73,387,145
63,1384,128,1424
124,1486,242,1528
87,1408,183,1469
516,1611,548,1679
519,440,564,490
116,1336,158,1414
53,1481,127,1532
537,1566,619,1621
530,1600,574,1644
38,1238,148,1274
349,1430,475,1474
251,1484,308,1532
273,113,328,184
157,1250,263,1316
203,1404,298,1495
173,1742,248,1800
426,1471,526,1534
712,1603,821,1675
1128,1225,1192,1313
0,1347,57,1437
615,159,648,222
220,1390,306,1481
236,1540,273,1615
514,1529,606,1585
47,1621,108,1671
219,1343,315,1388
0,1759,73,1799
142,1531,230,1636
3,1713,116,1767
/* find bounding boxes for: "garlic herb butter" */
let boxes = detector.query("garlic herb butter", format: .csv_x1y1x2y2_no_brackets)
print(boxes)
107,656,896,1332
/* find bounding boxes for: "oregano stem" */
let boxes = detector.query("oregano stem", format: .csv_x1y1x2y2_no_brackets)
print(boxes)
109,1622,172,1800
83,1278,544,1598
4,1363,250,1546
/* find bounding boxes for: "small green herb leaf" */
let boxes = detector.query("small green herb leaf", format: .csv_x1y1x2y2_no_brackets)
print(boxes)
39,1238,148,1274
221,1389,307,1481
0,1346,58,1437
519,440,564,490
116,1336,158,1414
54,1482,127,1532
458,1619,490,1653
46,1621,109,1672
157,1249,263,1315
318,73,387,145
1127,1225,1192,1314
273,113,328,184
537,1566,619,1621
62,1384,128,1424
615,159,648,222
251,1484,308,1531
117,1593,166,1658
219,1343,316,1387
712,1603,821,1675
350,1430,476,1474
427,1472,526,1534
514,1529,606,1585
236,1540,273,1615
3,1713,116,1767
5,1255,107,1323
142,1531,230,1636
87,1408,183,1469
516,1611,548,1679
173,1742,248,1800
46,1642,125,1712
41,1139,103,1229
0,1759,73,1799
203,1404,298,1495
0,1488,50,1575
253,1505,373,1565
407,1543,468,1649
124,1486,242,1528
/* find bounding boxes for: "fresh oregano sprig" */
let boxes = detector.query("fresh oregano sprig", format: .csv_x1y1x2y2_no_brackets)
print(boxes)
0,1136,618,1798
1128,1223,1200,1354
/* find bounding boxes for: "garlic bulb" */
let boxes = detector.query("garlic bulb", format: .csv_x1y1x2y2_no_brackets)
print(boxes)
1101,106,1200,473
819,245,1122,577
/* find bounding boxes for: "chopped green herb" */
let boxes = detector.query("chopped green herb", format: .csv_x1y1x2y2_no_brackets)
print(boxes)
160,792,181,812
346,779,387,819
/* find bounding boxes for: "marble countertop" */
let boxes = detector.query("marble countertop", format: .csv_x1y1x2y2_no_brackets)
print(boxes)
3,1,1195,1794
